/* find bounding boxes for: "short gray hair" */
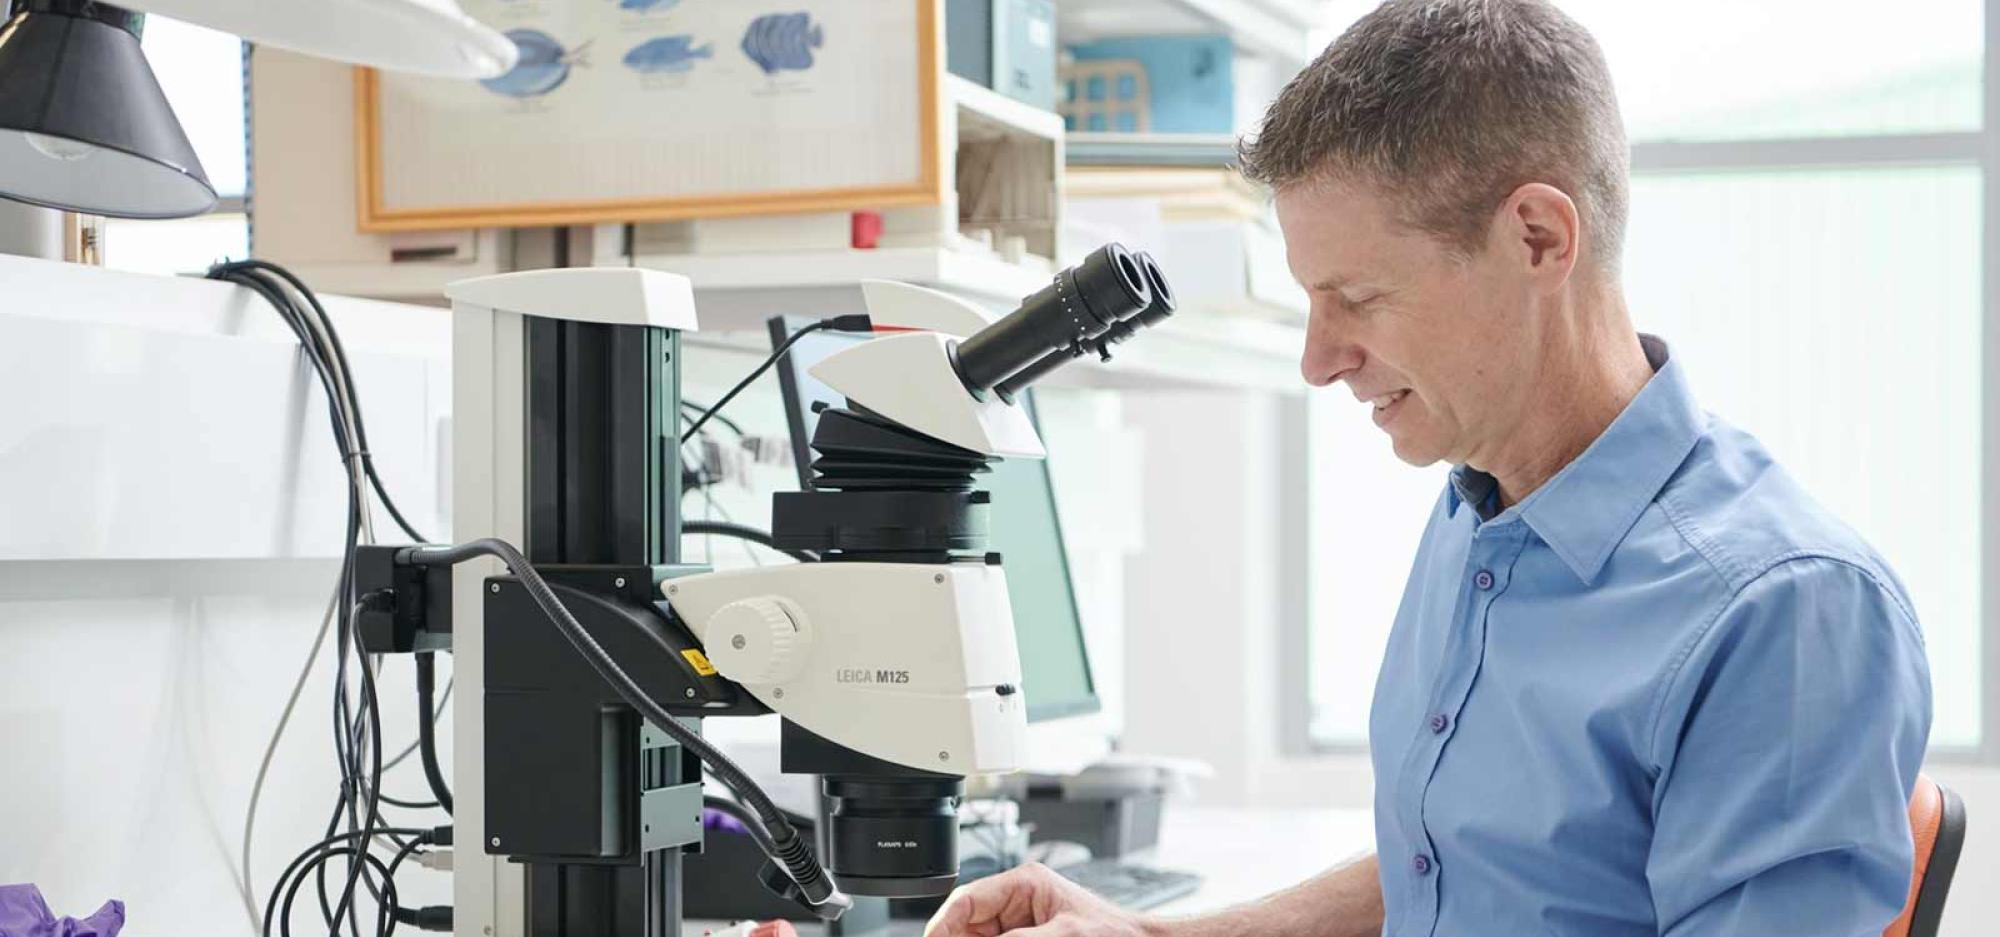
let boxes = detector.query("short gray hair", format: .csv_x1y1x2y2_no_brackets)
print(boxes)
1239,0,1629,272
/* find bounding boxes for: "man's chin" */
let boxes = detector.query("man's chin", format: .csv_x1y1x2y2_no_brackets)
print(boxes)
1386,432,1446,468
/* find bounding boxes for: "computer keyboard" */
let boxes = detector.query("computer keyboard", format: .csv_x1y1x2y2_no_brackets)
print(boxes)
1055,860,1204,910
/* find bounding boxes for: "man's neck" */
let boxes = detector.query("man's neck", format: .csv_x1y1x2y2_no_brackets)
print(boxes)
1478,286,1653,510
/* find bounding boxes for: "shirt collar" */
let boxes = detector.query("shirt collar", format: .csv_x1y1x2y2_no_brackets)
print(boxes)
1446,334,1706,585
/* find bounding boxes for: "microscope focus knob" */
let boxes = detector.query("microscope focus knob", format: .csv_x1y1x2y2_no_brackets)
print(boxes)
705,597,810,686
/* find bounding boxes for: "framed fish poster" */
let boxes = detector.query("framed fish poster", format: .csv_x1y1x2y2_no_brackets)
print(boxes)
354,0,941,231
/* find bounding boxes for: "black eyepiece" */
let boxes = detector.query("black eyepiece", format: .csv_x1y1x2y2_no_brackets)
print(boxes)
950,243,1153,394
1082,249,1177,347
1134,251,1175,324
990,250,1177,403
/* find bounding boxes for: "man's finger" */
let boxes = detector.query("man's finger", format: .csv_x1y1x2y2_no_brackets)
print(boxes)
984,921,1075,937
924,870,1041,936
924,885,977,936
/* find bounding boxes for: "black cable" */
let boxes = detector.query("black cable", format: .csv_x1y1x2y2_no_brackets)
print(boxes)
680,315,872,445
329,610,387,937
376,838,425,937
682,520,818,563
215,270,353,466
213,268,370,907
680,398,744,437
320,478,369,937
398,538,850,920
210,260,430,544
415,653,453,814
283,848,396,937
322,534,372,937
213,259,423,936
363,461,430,545
373,792,440,811
211,265,359,474
390,906,452,934
382,678,451,774
264,828,426,937
378,826,453,935
218,266,370,911
681,322,828,444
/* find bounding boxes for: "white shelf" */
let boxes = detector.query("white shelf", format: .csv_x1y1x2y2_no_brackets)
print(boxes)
948,74,1066,143
1066,131,1240,168
1057,0,1319,68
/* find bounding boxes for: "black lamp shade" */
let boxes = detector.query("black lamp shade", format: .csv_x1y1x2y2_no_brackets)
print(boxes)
0,1,215,218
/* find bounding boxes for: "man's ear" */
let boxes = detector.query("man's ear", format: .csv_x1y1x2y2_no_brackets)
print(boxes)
1490,183,1581,290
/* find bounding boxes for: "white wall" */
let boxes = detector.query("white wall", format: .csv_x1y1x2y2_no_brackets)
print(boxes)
0,563,458,934
0,258,453,935
1119,389,1288,802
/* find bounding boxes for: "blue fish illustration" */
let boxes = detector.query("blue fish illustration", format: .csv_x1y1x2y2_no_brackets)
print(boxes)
623,35,714,74
619,0,682,9
480,29,591,98
740,12,823,75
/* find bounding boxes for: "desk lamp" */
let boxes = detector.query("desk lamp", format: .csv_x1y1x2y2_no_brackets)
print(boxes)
0,0,510,219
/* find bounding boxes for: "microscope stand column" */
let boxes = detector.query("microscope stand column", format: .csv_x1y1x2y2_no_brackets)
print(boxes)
446,269,703,937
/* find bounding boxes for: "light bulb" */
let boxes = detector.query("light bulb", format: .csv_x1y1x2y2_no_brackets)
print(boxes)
24,132,95,162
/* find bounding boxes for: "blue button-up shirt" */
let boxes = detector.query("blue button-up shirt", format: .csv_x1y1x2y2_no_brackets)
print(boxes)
1370,336,1932,936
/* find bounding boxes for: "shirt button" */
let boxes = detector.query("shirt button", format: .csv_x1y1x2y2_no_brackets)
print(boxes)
1474,569,1495,590
1412,854,1433,875
1429,713,1450,734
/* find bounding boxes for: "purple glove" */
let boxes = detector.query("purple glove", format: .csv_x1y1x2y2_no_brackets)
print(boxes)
0,885,124,937
703,807,751,836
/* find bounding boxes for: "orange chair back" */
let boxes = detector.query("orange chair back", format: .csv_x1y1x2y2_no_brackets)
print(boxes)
1883,774,1966,937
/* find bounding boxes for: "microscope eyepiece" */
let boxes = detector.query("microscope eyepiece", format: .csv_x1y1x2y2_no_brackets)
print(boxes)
950,243,1154,394
1135,250,1175,324
990,250,1178,403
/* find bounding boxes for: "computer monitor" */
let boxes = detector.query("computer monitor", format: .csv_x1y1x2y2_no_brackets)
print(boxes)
769,317,1101,723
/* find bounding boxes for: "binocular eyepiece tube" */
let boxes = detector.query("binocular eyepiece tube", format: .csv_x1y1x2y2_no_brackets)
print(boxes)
948,243,1176,400
994,249,1176,403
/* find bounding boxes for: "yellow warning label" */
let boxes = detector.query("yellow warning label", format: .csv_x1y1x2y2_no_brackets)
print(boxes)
681,648,718,677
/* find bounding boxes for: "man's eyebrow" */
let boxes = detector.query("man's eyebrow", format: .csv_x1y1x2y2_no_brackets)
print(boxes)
1308,275,1353,292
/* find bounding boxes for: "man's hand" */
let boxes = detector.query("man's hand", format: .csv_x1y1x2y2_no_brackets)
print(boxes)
923,863,1154,937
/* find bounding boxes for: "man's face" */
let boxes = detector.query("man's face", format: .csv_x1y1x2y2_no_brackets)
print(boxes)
1277,180,1536,468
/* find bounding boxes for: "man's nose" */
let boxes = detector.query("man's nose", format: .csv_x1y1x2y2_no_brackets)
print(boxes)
1300,312,1363,387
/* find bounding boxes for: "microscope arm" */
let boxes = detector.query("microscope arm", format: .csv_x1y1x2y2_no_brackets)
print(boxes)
663,561,1028,775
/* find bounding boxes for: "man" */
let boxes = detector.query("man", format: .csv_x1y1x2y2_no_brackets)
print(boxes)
926,1,1932,935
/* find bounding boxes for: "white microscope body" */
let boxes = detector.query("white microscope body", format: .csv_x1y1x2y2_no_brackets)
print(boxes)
664,280,1042,778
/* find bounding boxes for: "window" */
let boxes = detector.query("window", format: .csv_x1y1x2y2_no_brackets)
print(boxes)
1313,1,1982,143
99,15,249,276
1303,1,1990,753
1305,398,1445,744
1568,0,1980,142
1625,168,1983,747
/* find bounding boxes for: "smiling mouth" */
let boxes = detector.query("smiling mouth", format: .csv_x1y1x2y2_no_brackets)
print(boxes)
1371,390,1410,427
1371,390,1409,412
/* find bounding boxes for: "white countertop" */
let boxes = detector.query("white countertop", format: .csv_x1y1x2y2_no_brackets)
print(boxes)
1146,806,1374,917
688,805,1375,936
